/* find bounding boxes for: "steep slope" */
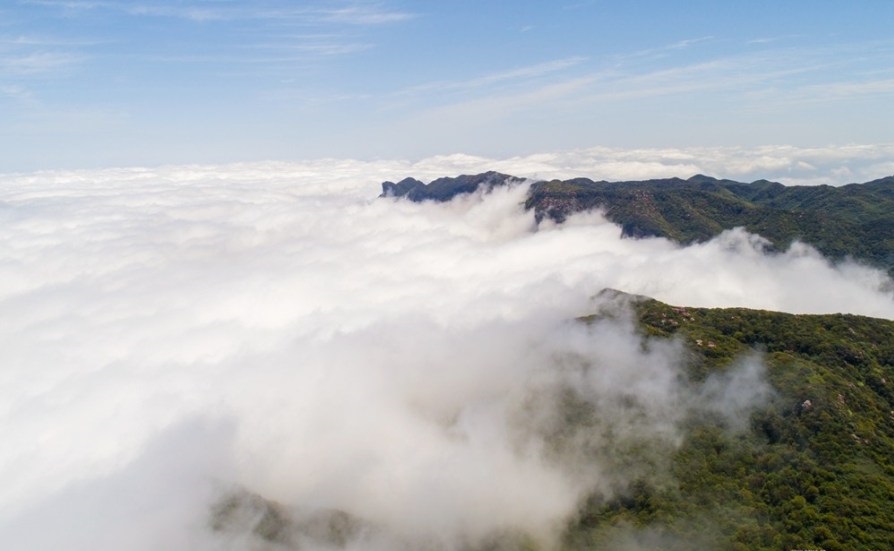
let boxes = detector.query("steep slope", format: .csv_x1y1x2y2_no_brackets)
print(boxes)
566,295,894,551
524,174,894,271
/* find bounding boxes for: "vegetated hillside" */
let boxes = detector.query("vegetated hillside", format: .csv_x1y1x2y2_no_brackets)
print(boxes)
380,173,894,274
567,294,894,551
526,174,894,273
211,293,894,551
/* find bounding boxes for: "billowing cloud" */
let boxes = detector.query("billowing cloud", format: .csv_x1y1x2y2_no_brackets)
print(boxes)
0,158,891,549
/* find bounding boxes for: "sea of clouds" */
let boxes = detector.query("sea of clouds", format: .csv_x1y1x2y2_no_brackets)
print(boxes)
1,147,892,550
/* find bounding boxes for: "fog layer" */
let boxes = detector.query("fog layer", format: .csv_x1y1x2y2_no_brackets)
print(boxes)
0,160,890,549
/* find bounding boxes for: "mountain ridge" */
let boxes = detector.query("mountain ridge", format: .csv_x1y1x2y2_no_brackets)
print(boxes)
380,172,894,275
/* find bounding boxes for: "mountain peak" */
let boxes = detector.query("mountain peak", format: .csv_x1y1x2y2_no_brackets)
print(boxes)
687,174,719,184
380,171,520,202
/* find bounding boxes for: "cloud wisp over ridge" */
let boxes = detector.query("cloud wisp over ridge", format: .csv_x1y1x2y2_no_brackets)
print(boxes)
0,159,891,549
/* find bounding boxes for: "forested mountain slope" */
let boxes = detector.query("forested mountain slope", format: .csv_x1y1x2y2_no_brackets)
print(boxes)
566,294,894,551
381,173,894,274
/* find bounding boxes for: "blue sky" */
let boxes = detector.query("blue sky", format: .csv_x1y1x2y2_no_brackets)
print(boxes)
2,0,893,171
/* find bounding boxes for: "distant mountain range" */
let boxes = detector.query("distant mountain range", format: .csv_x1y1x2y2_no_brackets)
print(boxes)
381,172,894,275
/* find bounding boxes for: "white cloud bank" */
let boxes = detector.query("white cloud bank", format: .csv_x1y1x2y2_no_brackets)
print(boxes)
403,143,894,186
0,155,891,549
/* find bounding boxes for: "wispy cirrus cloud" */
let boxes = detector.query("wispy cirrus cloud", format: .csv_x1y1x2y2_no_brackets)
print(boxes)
125,4,229,22
389,38,796,126
15,0,414,76
612,35,715,63
765,76,894,104
396,57,587,97
574,54,825,104
242,34,375,57
0,35,103,47
0,83,38,105
668,36,714,49
25,0,415,26
396,75,598,127
319,5,414,25
816,77,894,98
24,0,235,20
746,34,802,45
392,36,894,139
0,50,83,74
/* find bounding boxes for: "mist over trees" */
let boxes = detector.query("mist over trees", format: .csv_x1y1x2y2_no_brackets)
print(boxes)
0,160,892,550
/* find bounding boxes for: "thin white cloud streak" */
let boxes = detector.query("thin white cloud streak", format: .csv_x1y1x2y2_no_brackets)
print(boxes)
22,0,109,9
579,58,820,102
0,84,38,105
669,36,714,49
403,54,822,127
0,35,104,47
784,77,894,102
395,40,893,135
396,57,588,97
319,6,414,25
26,0,415,25
125,4,415,25
139,45,373,65
0,51,83,74
394,75,598,126
609,35,715,63
10,1,410,88
0,158,891,549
